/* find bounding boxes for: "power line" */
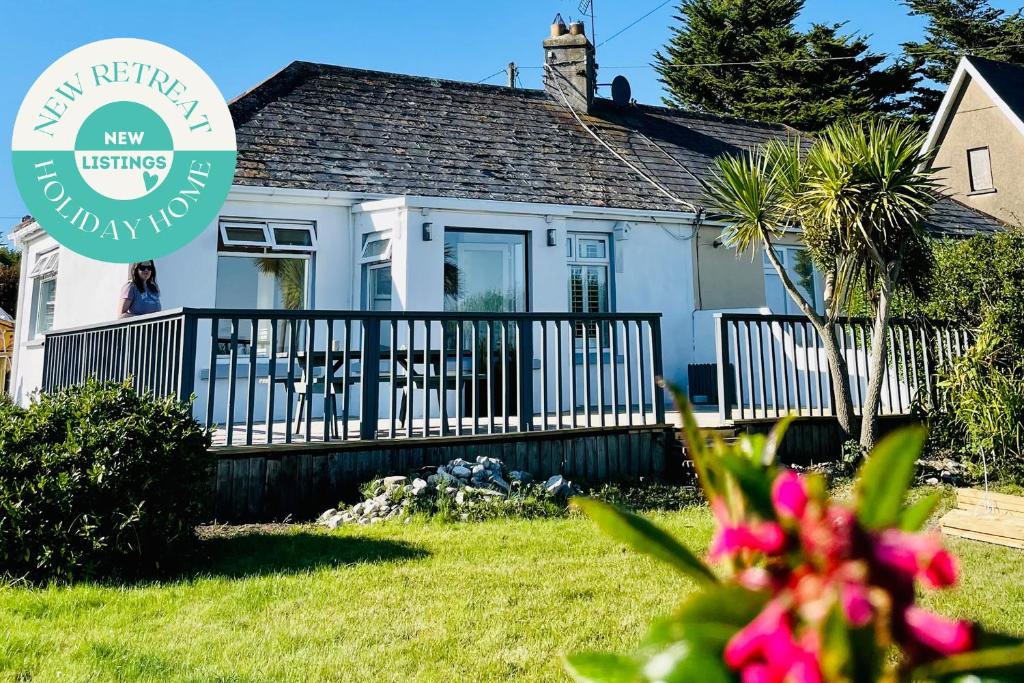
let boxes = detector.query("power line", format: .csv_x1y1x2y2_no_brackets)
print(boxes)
476,67,508,84
598,0,675,48
543,63,700,213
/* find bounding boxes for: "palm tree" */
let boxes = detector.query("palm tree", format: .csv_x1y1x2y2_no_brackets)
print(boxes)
802,121,938,447
705,119,938,449
706,139,858,442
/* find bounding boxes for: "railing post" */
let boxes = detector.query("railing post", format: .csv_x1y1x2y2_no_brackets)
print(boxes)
360,318,381,440
517,318,534,432
41,334,52,392
714,313,730,422
177,311,197,403
650,315,666,424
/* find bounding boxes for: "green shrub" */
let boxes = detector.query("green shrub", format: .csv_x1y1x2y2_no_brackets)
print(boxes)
0,380,213,584
937,333,1024,482
590,482,703,511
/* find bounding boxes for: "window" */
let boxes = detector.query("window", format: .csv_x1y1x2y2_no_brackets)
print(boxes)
763,246,817,315
360,233,392,312
29,249,58,338
216,219,315,355
567,233,610,342
967,147,994,192
444,230,527,313
219,220,317,251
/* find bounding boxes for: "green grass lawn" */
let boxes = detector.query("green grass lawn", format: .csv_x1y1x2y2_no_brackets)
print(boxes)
2,503,1023,682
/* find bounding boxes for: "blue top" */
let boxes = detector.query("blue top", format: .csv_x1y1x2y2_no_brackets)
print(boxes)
121,282,161,316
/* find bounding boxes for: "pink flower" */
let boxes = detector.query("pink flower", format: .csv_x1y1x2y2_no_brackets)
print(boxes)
725,601,790,668
873,530,959,589
772,470,809,520
708,497,786,560
726,601,823,683
710,522,786,560
799,505,855,566
840,582,873,627
904,606,973,656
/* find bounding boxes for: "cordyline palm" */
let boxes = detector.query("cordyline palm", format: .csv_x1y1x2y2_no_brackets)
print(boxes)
704,119,938,449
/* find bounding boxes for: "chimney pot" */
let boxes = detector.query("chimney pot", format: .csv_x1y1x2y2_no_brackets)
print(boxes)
551,13,567,37
569,21,585,36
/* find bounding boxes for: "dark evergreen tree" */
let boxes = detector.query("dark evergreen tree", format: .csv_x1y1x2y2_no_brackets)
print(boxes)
903,0,1024,117
654,0,916,131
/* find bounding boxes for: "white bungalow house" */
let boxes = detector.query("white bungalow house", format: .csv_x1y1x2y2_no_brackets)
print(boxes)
7,20,999,443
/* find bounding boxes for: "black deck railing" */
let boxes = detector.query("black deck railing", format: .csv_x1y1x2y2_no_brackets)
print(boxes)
714,312,971,422
42,308,666,446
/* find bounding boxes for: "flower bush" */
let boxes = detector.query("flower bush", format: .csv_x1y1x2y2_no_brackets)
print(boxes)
567,393,1024,682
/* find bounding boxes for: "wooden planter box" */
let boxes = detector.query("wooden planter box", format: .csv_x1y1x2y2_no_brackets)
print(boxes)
940,488,1024,549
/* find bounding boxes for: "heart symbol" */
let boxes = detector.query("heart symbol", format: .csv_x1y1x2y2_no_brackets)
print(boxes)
143,171,159,192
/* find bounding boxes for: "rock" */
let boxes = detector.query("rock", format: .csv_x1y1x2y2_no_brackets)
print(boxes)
478,488,504,497
450,458,472,468
509,471,532,484
445,486,458,494
545,475,566,492
451,465,472,478
317,508,338,523
383,475,408,487
456,490,466,505
926,477,940,486
412,477,428,490
491,474,511,491
427,474,438,485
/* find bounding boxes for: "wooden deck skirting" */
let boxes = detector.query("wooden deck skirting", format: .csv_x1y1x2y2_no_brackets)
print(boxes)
736,415,921,464
210,424,677,522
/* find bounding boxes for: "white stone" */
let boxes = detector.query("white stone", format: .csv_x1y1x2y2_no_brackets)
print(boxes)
383,475,408,487
412,477,428,490
452,465,472,478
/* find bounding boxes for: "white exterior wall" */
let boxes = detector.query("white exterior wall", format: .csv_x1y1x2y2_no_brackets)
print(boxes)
10,187,771,423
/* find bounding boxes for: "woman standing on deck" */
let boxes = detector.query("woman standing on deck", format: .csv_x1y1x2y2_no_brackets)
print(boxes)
118,261,162,318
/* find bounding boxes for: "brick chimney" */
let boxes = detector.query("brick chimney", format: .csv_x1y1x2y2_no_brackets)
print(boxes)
543,16,596,113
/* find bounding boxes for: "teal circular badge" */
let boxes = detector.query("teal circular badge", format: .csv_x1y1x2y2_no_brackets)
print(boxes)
12,38,237,263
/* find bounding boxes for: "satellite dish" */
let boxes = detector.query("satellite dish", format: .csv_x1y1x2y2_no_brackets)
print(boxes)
611,75,632,107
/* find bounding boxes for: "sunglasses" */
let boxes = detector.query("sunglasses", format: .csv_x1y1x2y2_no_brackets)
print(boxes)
137,265,153,272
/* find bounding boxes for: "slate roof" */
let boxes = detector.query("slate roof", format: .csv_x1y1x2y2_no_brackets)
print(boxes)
965,55,1024,124
231,61,1002,236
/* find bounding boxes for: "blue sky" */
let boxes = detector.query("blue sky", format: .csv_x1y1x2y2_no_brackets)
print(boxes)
1,0,1019,238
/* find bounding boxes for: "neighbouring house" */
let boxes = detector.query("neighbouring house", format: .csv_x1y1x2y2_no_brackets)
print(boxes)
0,306,12,395
7,19,999,440
924,56,1024,227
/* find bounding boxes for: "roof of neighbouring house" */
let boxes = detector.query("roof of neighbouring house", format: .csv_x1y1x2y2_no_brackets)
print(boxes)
0,307,13,324
964,56,1024,125
229,60,996,237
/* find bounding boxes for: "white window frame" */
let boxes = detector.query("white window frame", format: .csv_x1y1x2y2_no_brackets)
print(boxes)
360,232,392,311
567,233,611,345
365,263,392,312
359,232,392,264
30,249,59,339
215,220,315,358
219,219,317,252
967,147,995,193
763,246,819,314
